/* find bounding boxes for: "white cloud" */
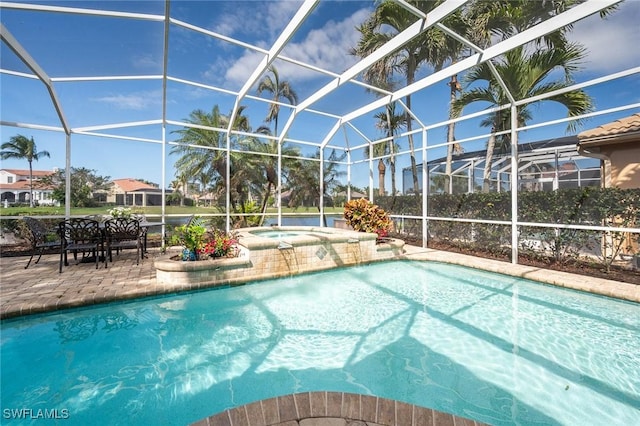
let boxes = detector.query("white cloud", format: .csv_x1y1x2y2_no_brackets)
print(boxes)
132,54,161,71
93,91,162,110
209,1,302,42
221,7,372,87
570,1,640,73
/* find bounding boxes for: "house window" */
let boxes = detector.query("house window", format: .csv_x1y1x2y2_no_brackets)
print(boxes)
7,177,13,183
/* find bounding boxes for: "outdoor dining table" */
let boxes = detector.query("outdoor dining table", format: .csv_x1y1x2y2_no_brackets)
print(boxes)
138,221,165,255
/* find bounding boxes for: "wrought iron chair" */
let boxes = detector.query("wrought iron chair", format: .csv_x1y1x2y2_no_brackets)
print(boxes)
22,216,62,269
58,218,105,273
104,217,141,266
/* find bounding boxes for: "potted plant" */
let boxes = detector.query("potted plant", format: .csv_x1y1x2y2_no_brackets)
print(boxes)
170,217,207,261
343,198,393,243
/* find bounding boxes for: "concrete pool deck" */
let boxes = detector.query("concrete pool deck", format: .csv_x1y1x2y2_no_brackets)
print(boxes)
0,244,637,426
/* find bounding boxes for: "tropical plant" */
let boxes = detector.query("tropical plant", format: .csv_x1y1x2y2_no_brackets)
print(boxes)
201,229,240,258
256,65,298,136
453,0,618,193
238,128,301,225
287,149,346,226
170,216,208,258
452,44,593,192
369,103,404,197
1,135,51,207
352,0,455,194
171,106,229,192
343,198,393,240
171,105,258,220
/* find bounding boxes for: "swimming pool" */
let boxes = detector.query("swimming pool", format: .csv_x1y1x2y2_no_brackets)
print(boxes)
1,261,638,425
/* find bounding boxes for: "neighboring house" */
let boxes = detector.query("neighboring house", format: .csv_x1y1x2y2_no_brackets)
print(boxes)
578,113,640,257
106,178,167,207
0,168,58,205
577,113,640,189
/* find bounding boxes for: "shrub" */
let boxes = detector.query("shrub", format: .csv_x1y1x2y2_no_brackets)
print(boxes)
343,198,392,239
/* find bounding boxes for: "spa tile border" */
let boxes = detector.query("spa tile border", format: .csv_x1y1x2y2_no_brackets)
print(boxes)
192,392,487,426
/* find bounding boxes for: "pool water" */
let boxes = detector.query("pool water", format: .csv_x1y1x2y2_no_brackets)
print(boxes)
250,230,303,239
1,261,639,425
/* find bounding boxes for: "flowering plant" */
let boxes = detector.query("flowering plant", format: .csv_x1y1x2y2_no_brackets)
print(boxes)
201,229,239,258
108,206,132,218
170,217,240,261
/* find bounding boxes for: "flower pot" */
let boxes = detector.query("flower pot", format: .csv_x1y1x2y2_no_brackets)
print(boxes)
182,249,197,261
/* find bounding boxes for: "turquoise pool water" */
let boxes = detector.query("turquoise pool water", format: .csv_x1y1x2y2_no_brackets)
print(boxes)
1,261,639,425
250,230,303,238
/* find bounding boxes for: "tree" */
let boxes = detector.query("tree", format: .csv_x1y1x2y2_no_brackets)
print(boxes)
256,65,298,136
40,167,110,207
171,106,229,190
369,103,405,196
353,0,454,194
1,135,50,207
456,0,617,192
287,149,346,226
453,45,593,192
239,128,301,225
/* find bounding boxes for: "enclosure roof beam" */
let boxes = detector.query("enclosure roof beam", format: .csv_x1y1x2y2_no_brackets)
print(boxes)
1,23,70,134
343,0,621,123
293,0,467,115
228,0,318,133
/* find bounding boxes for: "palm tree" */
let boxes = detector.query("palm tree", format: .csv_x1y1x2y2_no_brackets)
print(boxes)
171,106,229,188
353,0,453,195
287,149,346,226
256,65,298,136
172,105,253,213
452,44,593,192
369,103,405,196
239,128,301,225
1,135,50,207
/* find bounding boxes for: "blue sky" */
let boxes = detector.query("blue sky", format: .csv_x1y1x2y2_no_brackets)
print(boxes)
1,0,639,192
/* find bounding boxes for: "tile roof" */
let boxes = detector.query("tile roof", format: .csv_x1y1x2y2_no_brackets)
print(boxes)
1,169,55,177
0,180,55,190
112,178,158,192
578,113,640,141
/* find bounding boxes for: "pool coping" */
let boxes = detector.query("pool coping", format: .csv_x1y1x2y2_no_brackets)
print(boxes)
191,391,488,426
399,246,640,304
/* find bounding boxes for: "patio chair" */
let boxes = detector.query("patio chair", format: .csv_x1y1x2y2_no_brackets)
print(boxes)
104,217,141,266
58,218,105,273
22,216,62,269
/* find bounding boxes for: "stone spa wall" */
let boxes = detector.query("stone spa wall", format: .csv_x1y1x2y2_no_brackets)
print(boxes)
155,226,405,288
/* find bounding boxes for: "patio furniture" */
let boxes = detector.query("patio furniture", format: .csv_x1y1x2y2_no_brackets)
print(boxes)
58,218,105,273
22,216,62,269
104,217,142,266
138,218,164,256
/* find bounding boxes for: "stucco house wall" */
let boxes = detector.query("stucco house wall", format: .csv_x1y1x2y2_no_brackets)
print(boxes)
578,113,640,189
577,113,640,256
